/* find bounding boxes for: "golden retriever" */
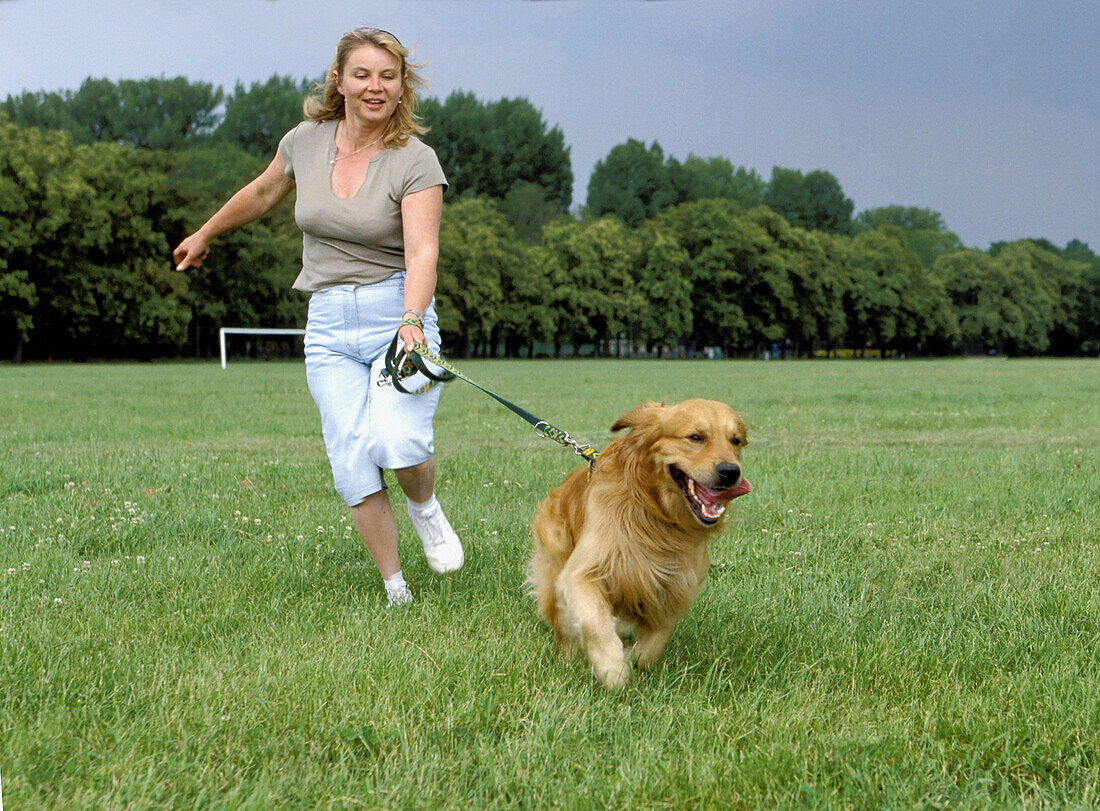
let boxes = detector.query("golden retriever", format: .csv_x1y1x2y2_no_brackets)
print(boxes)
528,399,751,688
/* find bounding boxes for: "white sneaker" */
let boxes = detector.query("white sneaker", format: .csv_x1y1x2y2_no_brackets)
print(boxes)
386,581,413,606
407,500,464,574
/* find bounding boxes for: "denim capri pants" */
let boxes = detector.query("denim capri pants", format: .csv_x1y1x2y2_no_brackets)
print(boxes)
304,275,443,506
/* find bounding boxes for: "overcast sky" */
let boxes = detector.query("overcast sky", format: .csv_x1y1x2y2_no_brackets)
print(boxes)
2,0,1097,250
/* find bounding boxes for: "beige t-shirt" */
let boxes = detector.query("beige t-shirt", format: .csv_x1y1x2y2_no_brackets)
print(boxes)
277,120,448,291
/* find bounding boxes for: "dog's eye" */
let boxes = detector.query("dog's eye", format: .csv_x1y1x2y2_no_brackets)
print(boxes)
688,433,704,442
731,437,741,446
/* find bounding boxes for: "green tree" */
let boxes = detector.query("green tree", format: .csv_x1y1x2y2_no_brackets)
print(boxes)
0,262,36,362
764,167,854,234
0,116,46,360
541,217,642,356
4,77,223,150
667,154,766,209
845,228,956,356
500,181,563,245
169,142,270,204
1063,240,1100,354
3,77,223,150
436,198,521,356
652,200,785,355
420,92,572,211
747,208,848,356
0,119,194,359
0,88,75,134
991,241,1084,354
1011,238,1095,355
587,146,765,228
635,221,692,355
933,248,1021,353
855,205,963,267
217,75,312,157
585,139,675,227
175,224,305,358
116,77,224,149
498,244,558,358
806,229,851,356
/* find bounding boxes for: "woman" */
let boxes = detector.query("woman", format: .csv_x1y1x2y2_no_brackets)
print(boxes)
173,27,462,606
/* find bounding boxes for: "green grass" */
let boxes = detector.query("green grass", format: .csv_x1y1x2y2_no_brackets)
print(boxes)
2,357,1099,808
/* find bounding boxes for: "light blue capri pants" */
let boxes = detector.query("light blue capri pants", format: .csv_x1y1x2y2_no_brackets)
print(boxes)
304,275,443,506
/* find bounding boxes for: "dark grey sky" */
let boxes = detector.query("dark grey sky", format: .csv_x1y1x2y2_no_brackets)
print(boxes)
2,0,1097,249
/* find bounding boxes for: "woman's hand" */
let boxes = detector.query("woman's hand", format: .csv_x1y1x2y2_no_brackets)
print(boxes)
173,232,210,271
399,321,425,354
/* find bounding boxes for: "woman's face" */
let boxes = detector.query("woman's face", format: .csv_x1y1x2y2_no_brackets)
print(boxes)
336,44,404,128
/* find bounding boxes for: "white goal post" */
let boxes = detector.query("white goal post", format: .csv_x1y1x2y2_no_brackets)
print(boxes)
219,327,305,369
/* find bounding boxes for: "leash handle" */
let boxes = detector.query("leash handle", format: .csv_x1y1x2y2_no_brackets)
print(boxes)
382,330,600,463
382,331,455,394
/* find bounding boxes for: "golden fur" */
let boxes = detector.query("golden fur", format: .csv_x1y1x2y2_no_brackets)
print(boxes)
528,399,751,688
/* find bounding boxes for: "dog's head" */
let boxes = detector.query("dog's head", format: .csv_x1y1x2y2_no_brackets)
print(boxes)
610,399,751,528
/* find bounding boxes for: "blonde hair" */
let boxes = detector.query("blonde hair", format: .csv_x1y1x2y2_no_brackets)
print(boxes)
303,27,427,146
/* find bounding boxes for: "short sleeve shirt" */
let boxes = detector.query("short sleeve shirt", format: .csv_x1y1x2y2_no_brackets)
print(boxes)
277,120,448,291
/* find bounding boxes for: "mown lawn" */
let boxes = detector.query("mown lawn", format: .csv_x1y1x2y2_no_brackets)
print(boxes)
2,357,1098,808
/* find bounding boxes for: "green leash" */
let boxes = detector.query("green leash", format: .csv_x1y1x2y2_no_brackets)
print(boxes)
381,332,600,466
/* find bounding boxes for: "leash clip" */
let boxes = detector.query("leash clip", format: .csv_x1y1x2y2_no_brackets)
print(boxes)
379,349,417,387
535,420,596,462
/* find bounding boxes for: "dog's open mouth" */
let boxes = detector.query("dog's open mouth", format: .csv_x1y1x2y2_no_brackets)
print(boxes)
669,466,752,525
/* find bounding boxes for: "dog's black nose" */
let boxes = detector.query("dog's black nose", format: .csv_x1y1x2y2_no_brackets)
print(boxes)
717,463,741,487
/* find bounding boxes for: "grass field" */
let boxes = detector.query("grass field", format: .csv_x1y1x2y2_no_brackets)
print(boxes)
2,357,1099,808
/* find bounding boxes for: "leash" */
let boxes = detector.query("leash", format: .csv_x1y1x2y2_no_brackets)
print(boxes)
379,331,600,467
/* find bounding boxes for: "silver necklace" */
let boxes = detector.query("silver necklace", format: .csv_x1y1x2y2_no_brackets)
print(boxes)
330,128,384,165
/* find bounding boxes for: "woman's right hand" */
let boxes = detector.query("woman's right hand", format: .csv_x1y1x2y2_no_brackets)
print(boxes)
173,232,210,271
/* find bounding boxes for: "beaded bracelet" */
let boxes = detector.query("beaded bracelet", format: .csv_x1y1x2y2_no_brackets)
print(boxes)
403,308,424,322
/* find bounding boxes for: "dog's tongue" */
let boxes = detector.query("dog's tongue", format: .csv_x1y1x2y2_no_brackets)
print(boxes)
729,477,752,499
696,477,752,505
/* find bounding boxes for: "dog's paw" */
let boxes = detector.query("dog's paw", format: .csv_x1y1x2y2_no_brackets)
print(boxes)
593,659,631,689
632,626,675,670
633,650,661,671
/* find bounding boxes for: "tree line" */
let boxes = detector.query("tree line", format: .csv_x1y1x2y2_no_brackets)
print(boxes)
1,76,1097,361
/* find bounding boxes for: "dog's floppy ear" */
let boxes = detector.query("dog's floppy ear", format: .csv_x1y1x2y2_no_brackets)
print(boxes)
611,401,665,432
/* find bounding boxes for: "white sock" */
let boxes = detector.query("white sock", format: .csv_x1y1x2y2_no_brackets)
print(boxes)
383,571,407,592
406,494,438,518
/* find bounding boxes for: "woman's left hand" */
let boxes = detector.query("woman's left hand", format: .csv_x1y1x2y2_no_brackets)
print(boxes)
399,322,425,355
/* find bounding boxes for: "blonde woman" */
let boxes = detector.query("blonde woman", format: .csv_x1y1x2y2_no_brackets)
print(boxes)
174,28,462,605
